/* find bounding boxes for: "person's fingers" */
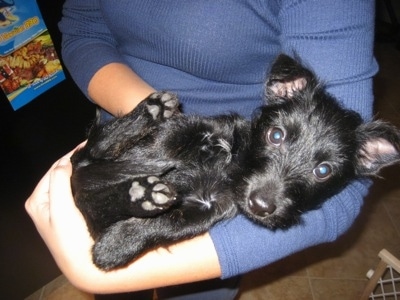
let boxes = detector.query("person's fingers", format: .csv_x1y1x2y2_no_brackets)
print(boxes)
25,141,85,209
24,164,53,220
47,150,92,243
48,156,73,219
25,141,85,225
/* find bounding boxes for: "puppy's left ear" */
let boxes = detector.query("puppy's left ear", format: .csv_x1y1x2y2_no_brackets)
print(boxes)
265,54,315,102
356,120,400,176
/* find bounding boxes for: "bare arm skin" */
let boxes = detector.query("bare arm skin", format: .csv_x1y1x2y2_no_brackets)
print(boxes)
87,63,156,116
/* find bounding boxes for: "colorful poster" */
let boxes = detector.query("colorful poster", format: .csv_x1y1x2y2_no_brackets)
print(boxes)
0,0,65,110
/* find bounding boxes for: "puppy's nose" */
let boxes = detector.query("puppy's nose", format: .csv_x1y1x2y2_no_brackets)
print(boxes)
248,191,277,216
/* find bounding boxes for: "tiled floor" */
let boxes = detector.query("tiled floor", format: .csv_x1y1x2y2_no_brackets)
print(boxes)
24,42,400,300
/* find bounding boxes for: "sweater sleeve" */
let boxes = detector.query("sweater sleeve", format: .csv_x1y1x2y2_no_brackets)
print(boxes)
210,0,378,279
58,0,126,98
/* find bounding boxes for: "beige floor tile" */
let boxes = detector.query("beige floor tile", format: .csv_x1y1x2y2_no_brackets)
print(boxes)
255,251,310,278
238,275,312,300
40,275,94,300
25,288,44,300
382,188,400,237
384,198,400,236
237,254,312,300
44,285,93,300
306,196,400,280
310,278,366,300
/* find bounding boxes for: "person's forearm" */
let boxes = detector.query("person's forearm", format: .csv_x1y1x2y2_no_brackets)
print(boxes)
88,62,156,117
62,233,221,294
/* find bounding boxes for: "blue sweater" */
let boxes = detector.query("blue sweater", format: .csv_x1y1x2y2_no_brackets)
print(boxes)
59,0,378,278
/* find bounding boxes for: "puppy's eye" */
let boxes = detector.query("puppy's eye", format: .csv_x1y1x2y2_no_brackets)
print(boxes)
313,163,332,181
267,127,285,146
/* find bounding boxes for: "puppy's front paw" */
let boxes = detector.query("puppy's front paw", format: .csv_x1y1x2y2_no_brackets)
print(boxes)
129,176,177,217
146,92,179,120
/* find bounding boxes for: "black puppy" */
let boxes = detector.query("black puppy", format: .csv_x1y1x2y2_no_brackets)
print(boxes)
71,54,400,270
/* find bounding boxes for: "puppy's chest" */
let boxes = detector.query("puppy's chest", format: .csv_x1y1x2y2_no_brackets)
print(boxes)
162,122,236,165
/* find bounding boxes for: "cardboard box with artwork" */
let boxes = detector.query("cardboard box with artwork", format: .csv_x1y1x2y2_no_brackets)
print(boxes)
0,0,65,110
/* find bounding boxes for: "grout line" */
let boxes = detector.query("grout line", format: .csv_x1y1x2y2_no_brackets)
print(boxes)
305,267,316,300
307,276,316,300
307,276,368,282
40,284,46,300
39,286,44,300
24,286,44,300
382,198,400,240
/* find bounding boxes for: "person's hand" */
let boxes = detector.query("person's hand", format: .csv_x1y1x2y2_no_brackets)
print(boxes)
25,142,95,278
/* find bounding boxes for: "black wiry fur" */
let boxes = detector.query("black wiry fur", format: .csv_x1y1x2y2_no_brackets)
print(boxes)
71,54,400,270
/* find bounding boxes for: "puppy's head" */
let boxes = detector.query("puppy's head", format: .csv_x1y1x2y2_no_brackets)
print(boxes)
237,54,400,229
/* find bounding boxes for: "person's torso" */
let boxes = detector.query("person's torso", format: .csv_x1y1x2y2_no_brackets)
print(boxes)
99,0,282,117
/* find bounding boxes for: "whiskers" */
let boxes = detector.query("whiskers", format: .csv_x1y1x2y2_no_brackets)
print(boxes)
185,195,215,210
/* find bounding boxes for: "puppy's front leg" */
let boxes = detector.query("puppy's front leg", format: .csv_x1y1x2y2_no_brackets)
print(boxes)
144,91,180,121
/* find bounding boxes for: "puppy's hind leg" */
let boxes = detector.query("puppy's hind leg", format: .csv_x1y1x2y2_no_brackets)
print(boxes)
128,175,178,217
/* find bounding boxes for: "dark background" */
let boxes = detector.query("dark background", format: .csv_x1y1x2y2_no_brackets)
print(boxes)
0,1,95,299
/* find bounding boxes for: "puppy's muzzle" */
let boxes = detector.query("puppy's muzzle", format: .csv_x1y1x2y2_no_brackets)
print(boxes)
248,190,277,216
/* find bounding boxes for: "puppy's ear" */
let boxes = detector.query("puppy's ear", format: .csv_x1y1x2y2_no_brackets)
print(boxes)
356,120,400,176
265,54,315,102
